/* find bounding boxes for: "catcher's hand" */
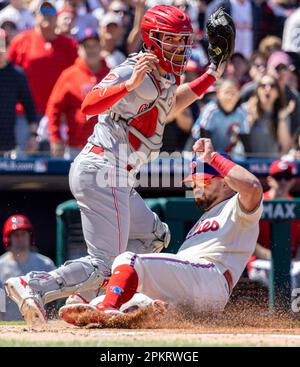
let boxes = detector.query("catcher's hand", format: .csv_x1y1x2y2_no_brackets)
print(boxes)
206,7,235,75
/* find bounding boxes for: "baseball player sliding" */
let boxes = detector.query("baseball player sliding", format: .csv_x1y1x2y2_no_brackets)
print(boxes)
5,5,236,324
59,138,264,325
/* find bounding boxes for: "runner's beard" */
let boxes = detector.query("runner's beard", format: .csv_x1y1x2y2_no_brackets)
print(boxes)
194,193,218,211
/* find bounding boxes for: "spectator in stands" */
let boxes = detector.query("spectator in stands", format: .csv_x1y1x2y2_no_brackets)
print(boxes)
0,214,56,321
281,126,300,161
191,78,248,157
267,50,300,134
266,0,296,38
56,6,76,37
282,6,300,54
8,0,78,153
225,52,250,88
239,51,267,103
258,35,282,59
0,0,34,34
0,29,38,157
243,74,292,157
0,18,17,44
98,12,126,69
108,0,146,55
247,160,300,289
108,0,131,30
46,28,110,160
61,0,98,39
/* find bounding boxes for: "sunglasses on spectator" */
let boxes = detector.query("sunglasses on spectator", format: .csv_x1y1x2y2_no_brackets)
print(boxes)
112,9,129,15
272,172,293,181
259,83,277,89
275,64,288,72
253,62,265,68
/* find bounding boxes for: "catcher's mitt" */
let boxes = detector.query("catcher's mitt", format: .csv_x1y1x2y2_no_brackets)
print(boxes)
206,7,236,66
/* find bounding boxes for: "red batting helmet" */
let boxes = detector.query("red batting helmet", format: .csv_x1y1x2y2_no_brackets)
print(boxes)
141,5,193,76
3,214,34,248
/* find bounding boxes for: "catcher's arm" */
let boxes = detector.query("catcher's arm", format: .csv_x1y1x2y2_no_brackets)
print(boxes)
170,7,235,117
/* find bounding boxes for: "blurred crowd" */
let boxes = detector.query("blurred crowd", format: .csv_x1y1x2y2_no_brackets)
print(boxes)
1,0,300,161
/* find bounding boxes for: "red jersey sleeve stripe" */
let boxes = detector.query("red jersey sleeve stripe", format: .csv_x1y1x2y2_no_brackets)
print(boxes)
81,82,129,115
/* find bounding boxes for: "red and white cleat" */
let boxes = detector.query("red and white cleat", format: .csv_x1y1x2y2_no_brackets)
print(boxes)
59,298,169,327
65,293,89,305
5,276,47,324
59,303,122,326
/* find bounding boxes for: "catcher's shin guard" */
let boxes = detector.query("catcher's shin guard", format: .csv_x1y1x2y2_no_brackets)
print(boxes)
43,261,108,304
14,257,109,306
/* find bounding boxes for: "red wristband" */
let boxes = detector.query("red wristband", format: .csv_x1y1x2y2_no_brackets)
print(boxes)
188,73,216,97
209,153,236,177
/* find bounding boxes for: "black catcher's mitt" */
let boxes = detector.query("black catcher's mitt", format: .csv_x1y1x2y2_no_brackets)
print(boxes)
206,7,236,65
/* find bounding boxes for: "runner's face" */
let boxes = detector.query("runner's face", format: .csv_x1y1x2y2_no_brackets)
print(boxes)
192,177,223,211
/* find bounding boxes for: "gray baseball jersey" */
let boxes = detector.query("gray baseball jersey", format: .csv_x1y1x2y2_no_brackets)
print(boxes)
88,51,178,171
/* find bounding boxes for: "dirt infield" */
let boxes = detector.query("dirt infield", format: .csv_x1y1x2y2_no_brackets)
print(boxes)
2,303,300,346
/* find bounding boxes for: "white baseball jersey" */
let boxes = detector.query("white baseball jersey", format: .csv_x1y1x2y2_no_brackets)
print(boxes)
88,51,178,171
178,193,263,286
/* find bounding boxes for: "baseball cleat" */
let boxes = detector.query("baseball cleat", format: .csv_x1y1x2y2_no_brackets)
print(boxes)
5,276,47,324
65,293,89,305
59,304,123,326
59,299,169,327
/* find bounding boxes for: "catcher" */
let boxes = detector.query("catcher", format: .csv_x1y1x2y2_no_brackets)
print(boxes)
5,6,236,324
59,138,263,326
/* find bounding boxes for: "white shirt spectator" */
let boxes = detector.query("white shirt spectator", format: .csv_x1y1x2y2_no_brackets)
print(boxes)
230,0,253,58
282,7,300,54
0,4,34,32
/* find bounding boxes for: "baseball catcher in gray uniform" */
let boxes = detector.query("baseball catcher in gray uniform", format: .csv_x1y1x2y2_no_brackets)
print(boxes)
5,5,235,323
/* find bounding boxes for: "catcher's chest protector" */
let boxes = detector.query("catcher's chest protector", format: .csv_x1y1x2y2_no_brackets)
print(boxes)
90,53,178,170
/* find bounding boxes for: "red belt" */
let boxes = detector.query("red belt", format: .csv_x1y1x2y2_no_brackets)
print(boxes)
89,145,133,172
223,270,233,294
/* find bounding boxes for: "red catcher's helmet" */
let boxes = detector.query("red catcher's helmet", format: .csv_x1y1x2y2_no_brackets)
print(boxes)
141,5,193,76
3,214,33,248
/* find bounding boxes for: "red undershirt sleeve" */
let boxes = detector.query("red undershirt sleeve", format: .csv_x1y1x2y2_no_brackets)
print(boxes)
188,73,216,97
81,82,129,115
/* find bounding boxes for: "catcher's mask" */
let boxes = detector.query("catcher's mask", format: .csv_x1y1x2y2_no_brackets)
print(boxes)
141,5,193,76
2,214,34,248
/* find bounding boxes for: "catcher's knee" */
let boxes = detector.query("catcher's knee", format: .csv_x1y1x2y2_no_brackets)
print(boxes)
127,214,171,254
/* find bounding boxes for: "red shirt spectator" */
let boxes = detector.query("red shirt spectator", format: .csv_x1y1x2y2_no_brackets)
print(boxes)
7,1,78,116
46,29,110,159
8,29,77,115
47,57,109,150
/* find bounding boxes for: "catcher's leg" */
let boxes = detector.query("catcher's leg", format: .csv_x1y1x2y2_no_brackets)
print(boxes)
5,256,109,324
127,189,170,254
6,155,131,324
